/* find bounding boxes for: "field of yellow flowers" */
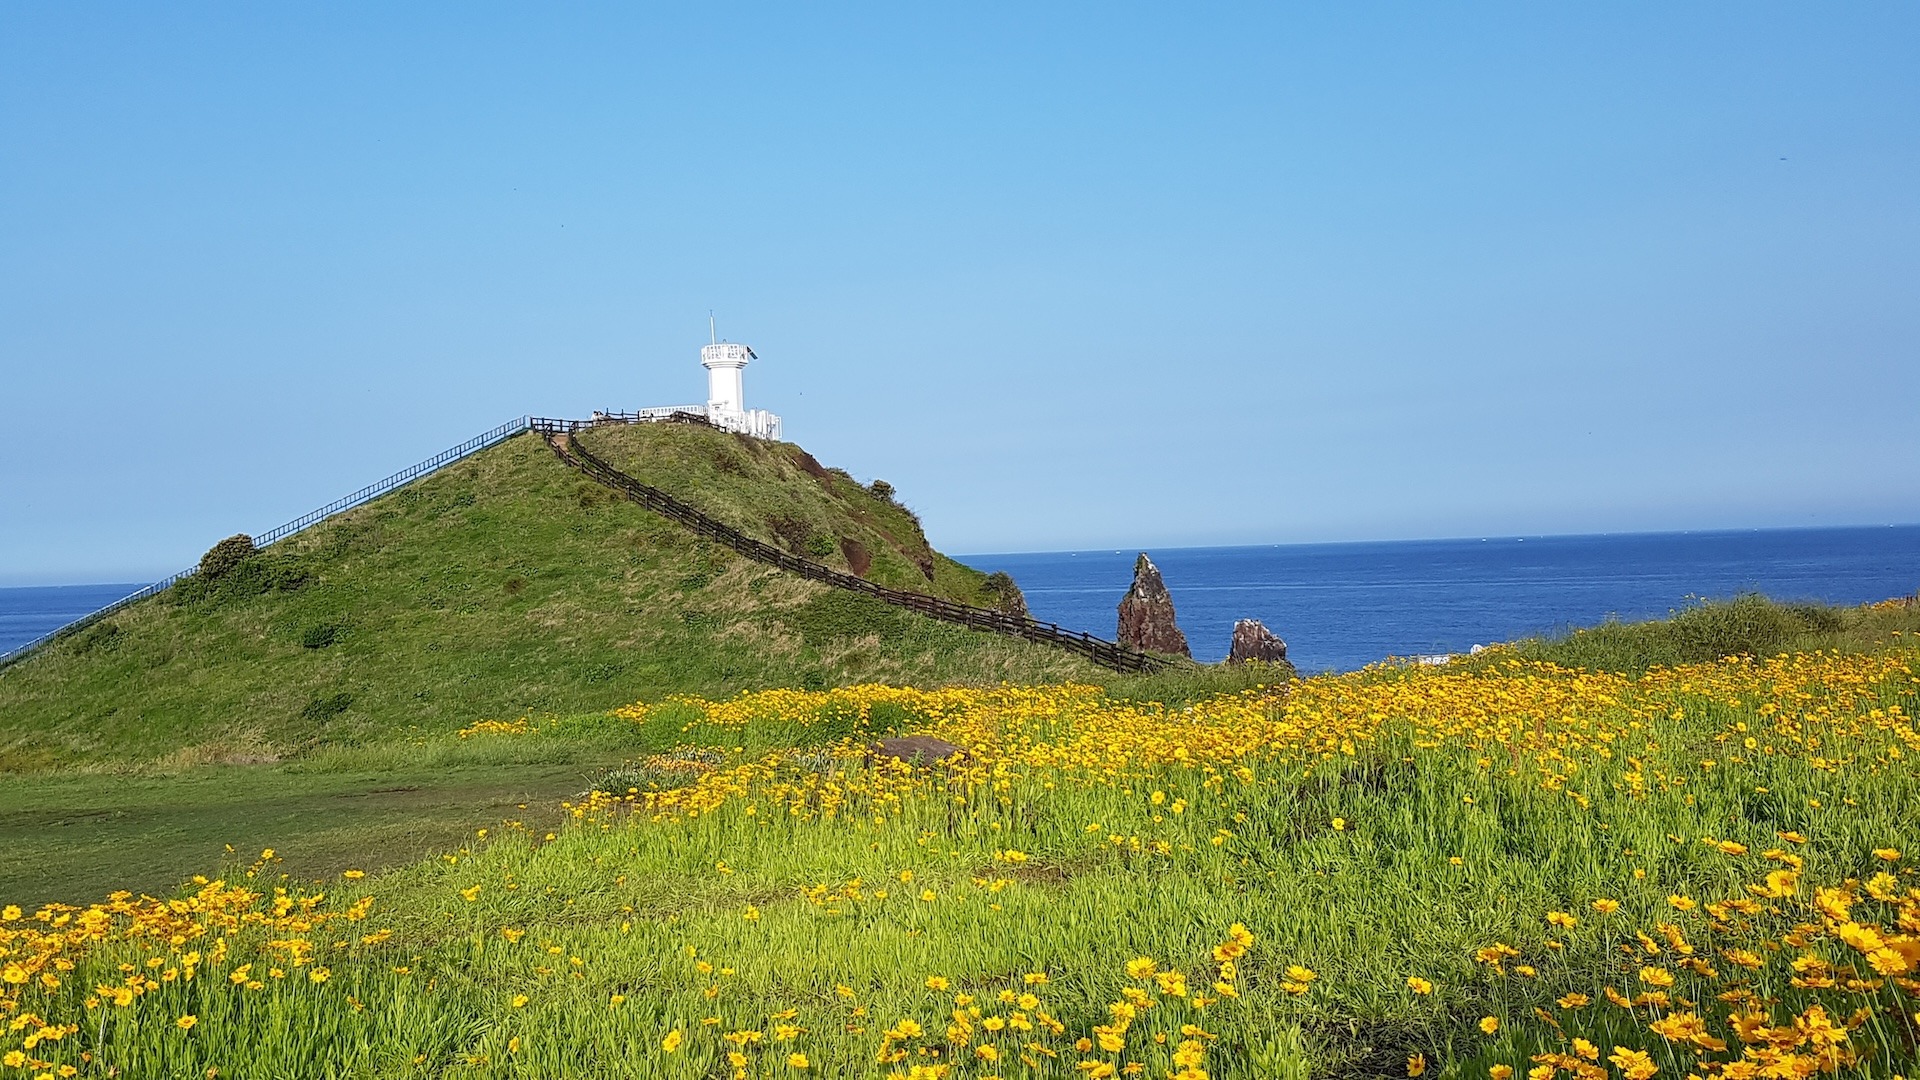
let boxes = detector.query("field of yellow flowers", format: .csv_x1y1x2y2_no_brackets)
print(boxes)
3,643,1917,1078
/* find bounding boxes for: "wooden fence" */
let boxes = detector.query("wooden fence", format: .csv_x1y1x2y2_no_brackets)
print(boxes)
532,419,1170,674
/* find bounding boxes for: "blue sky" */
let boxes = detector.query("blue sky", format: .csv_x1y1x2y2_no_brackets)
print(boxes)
3,4,1916,585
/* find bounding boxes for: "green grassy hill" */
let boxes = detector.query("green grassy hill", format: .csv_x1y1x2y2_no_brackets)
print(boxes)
575,423,1008,605
0,424,1097,772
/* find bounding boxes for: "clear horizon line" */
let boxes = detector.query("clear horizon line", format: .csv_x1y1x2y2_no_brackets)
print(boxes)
955,520,1920,560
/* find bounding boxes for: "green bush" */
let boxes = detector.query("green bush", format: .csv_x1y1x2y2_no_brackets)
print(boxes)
171,546,308,609
1508,594,1891,673
300,693,353,722
197,534,258,582
69,621,122,655
299,623,342,650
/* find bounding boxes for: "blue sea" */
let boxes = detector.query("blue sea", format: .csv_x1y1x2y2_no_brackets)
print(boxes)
4,526,1917,671
961,525,1920,672
0,583,148,658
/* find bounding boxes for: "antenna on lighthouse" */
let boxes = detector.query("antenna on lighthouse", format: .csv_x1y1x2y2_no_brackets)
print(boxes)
709,311,717,345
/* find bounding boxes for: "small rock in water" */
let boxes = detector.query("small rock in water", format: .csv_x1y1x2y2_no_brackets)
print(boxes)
1117,553,1191,658
869,735,968,767
1227,619,1287,664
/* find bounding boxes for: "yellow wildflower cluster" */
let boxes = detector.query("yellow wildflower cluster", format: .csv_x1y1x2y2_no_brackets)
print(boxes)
457,716,534,738
4,644,1914,1076
664,924,1251,1080
1471,849,1920,1080
576,650,1916,828
1,874,388,1075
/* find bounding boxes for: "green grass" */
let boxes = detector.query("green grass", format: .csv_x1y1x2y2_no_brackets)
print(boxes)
5,648,1916,1077
0,427,1099,771
576,424,1005,605
1491,592,1920,673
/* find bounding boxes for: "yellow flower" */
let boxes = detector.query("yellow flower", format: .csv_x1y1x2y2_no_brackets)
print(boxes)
1608,1046,1657,1080
1592,898,1620,914
925,976,950,991
511,994,529,1008
177,1015,198,1030
1490,1067,1513,1080
787,1053,809,1069
919,890,937,903
1479,1016,1500,1035
661,1029,684,1053
342,869,365,880
308,967,330,984
1874,848,1901,861
459,885,482,903
1285,965,1316,983
1546,911,1577,929
1407,1052,1427,1077
1125,957,1158,979
1406,976,1433,995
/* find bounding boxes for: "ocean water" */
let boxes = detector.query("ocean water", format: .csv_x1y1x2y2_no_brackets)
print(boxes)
5,527,1916,672
961,526,1920,673
0,583,149,656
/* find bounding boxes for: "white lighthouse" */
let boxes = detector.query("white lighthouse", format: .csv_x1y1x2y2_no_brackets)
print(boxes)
613,322,784,439
702,341,751,416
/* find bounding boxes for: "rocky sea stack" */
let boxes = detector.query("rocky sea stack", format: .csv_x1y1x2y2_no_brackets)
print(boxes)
1227,618,1288,664
1116,553,1190,657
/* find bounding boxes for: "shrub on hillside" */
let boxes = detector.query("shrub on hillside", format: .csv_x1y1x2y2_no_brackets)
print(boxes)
172,535,308,608
1515,594,1868,672
300,623,343,650
980,571,1029,616
69,621,122,655
299,692,352,722
197,535,257,582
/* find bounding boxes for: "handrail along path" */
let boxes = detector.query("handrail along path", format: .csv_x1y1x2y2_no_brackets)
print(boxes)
0,417,532,671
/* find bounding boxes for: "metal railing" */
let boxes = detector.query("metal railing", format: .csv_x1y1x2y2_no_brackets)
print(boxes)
538,422,1171,674
0,416,534,672
253,416,531,547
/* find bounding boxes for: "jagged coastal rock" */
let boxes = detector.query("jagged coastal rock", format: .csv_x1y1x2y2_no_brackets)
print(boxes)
1227,619,1288,664
1117,553,1191,657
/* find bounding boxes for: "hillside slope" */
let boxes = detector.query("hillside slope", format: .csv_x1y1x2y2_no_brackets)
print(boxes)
575,423,1011,606
0,426,1098,769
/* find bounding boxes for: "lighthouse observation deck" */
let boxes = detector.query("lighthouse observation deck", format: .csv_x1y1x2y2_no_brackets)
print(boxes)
606,336,783,440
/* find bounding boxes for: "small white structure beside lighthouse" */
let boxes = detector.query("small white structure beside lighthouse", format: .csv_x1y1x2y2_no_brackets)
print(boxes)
612,325,783,439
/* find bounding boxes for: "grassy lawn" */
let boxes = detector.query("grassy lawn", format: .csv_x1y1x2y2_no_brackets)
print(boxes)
0,739,640,908
2,636,1916,1077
